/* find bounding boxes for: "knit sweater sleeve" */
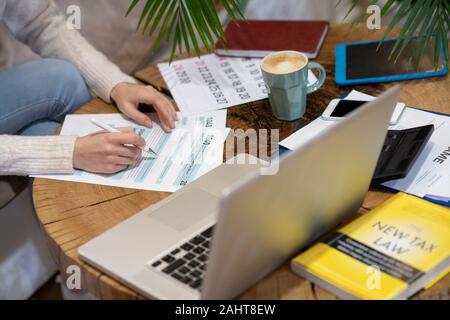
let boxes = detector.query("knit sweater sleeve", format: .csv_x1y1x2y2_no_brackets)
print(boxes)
2,0,137,102
0,0,139,176
0,135,77,176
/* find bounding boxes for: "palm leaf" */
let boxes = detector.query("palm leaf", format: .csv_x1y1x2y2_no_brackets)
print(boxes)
338,0,450,69
390,0,431,62
127,0,247,62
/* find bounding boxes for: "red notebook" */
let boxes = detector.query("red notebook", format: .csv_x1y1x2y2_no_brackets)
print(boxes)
215,20,329,59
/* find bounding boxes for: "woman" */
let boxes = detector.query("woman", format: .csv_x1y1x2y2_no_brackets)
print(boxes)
0,0,177,176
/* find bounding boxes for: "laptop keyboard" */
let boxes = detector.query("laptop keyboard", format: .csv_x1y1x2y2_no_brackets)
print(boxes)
149,225,214,291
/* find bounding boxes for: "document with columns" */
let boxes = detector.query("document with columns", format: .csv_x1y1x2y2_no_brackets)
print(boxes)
33,112,229,192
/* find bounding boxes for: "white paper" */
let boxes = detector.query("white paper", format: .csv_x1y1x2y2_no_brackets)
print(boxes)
279,90,399,150
33,111,229,192
158,54,318,116
280,90,450,202
344,90,376,101
426,172,450,201
279,117,335,150
383,112,450,201
346,91,450,201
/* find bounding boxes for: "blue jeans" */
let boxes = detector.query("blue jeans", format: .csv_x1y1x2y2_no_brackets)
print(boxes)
0,59,91,136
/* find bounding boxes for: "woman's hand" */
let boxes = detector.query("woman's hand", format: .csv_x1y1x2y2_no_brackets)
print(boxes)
111,83,178,132
73,128,145,174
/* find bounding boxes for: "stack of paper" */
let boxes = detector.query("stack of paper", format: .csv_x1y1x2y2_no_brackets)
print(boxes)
34,111,229,192
279,90,450,205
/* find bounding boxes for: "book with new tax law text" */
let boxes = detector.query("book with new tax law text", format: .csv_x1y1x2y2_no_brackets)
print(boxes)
291,193,450,299
215,20,329,59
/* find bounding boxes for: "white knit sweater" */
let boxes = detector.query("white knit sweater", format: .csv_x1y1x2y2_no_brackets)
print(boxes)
0,0,137,176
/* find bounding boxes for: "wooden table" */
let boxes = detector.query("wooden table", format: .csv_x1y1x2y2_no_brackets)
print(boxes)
33,24,450,300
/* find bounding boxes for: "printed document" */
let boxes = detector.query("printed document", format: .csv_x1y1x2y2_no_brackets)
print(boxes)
158,54,317,116
279,90,450,202
347,91,450,202
33,111,229,192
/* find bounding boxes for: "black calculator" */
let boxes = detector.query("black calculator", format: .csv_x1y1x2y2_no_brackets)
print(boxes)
371,125,434,185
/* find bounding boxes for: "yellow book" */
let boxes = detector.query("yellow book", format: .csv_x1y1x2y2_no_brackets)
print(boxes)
291,193,450,299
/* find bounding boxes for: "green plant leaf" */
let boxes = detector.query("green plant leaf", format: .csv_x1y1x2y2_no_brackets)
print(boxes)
136,0,153,30
127,0,246,63
390,0,431,62
181,1,201,56
149,0,171,36
343,0,360,21
184,0,213,51
417,16,439,69
379,0,412,45
165,6,180,42
380,0,397,17
337,0,449,70
126,0,140,16
143,0,165,33
203,1,226,38
170,23,181,58
152,1,177,50
180,9,191,53
408,2,435,65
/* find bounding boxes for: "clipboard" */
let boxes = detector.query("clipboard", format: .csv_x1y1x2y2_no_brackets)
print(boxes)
276,97,450,207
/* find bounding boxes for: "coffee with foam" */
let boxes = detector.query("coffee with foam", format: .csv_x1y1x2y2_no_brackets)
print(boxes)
262,52,307,75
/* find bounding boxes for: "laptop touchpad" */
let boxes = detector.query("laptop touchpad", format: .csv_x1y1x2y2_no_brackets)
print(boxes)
147,189,219,232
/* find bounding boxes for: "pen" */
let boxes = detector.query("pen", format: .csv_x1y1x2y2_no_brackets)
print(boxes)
90,118,157,156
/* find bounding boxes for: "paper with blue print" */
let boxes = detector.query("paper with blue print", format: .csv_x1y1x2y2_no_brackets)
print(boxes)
33,111,228,192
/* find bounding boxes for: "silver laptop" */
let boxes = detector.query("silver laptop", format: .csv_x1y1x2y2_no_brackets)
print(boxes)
79,86,400,300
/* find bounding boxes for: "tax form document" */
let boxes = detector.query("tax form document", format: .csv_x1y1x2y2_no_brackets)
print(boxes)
345,91,450,203
33,111,229,192
279,90,450,203
382,107,450,202
158,54,317,116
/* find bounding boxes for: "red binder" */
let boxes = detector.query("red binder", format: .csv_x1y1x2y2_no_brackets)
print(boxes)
215,20,329,59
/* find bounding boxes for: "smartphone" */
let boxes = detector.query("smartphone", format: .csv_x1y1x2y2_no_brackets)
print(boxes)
335,38,448,86
322,99,405,125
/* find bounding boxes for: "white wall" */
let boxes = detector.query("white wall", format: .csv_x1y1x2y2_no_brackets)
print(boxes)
244,0,368,22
